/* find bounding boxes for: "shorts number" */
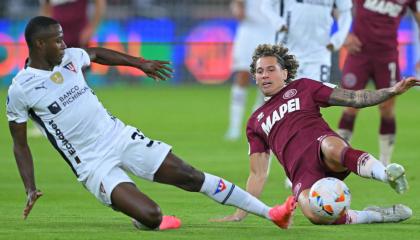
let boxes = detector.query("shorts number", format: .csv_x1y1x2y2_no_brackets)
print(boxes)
320,65,330,82
388,62,397,86
131,130,145,140
131,129,155,147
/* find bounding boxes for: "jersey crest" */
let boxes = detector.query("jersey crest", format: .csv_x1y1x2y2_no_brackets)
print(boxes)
50,72,64,84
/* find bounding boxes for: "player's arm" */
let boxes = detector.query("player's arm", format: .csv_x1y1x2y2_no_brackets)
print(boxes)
38,0,52,16
79,0,106,46
328,8,352,51
261,0,287,32
328,77,420,108
230,0,245,20
85,47,173,81
9,121,43,219
211,152,270,221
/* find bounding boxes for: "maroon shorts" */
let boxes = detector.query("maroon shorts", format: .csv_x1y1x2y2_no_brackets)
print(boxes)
286,134,351,199
341,52,400,90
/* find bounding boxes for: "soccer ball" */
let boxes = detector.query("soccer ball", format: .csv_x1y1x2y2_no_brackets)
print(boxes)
308,177,351,221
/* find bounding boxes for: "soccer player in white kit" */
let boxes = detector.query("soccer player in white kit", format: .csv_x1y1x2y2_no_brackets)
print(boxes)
7,16,297,231
225,0,277,140
261,0,352,82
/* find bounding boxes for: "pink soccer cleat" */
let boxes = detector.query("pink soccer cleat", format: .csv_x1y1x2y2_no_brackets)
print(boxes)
159,215,182,230
132,215,181,231
268,196,297,229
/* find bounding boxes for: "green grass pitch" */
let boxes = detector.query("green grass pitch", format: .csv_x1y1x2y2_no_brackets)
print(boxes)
0,85,419,240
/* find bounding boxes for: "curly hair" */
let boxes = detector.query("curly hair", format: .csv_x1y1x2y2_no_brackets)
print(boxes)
250,44,299,84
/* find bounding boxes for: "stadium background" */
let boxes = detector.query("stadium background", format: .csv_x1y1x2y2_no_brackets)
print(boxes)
1,0,420,87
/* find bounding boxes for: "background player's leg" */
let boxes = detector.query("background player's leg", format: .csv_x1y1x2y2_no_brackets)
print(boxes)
337,107,358,142
153,152,293,221
378,97,396,166
337,54,370,142
226,71,250,140
111,182,162,229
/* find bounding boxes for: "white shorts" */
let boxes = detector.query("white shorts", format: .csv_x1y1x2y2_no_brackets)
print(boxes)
232,25,276,71
83,125,172,206
295,61,331,83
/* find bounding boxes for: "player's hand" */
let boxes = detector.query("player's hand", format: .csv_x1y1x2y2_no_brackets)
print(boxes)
23,189,43,220
278,25,288,33
209,215,243,222
391,77,420,95
344,33,362,54
137,59,173,81
326,43,334,52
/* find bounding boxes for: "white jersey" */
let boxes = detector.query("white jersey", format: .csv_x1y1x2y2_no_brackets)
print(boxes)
261,0,352,63
6,48,125,181
232,0,277,71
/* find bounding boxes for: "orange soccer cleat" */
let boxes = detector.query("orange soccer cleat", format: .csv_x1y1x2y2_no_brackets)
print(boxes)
268,196,297,229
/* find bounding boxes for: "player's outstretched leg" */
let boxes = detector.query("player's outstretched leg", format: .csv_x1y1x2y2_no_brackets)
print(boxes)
299,189,412,225
321,136,409,194
111,182,181,231
363,204,412,223
153,152,296,229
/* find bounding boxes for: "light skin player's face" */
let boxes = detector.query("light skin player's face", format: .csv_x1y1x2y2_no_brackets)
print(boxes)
255,56,288,96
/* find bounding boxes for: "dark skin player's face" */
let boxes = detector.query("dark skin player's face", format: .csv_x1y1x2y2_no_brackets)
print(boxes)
39,24,66,66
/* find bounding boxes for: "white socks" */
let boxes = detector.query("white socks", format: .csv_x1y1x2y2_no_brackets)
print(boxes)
252,89,265,112
346,210,383,224
200,173,271,219
226,85,247,139
357,154,388,182
379,134,395,166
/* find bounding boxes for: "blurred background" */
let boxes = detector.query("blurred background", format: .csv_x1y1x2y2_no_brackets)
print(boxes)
0,0,420,87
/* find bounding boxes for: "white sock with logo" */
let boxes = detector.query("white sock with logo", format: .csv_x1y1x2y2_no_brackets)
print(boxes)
200,173,270,219
357,154,388,182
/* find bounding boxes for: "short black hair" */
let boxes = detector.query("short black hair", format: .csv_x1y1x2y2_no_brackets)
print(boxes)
25,16,59,48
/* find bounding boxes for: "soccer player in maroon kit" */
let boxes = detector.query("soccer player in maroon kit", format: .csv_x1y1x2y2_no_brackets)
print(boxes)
215,44,419,225
337,0,420,166
40,0,106,48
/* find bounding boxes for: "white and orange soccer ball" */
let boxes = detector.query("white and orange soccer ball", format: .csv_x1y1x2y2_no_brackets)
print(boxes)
308,177,351,221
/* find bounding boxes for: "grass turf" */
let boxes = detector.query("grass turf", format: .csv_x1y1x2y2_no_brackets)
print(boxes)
0,85,419,240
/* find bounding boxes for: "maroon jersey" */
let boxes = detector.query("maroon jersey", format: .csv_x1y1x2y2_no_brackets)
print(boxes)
52,0,88,47
247,79,336,181
352,0,418,53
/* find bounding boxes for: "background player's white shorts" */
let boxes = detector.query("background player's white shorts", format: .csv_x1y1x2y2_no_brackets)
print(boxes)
295,61,331,83
232,25,276,71
83,125,172,206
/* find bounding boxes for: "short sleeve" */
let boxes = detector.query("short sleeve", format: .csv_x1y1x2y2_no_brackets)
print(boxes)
335,0,352,11
246,121,269,155
6,83,29,123
305,80,336,107
66,48,91,68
